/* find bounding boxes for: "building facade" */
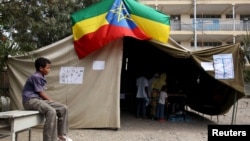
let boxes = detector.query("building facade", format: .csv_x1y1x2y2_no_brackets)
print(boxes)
139,0,250,50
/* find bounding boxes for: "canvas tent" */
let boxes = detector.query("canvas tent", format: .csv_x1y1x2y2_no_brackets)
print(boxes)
7,35,245,128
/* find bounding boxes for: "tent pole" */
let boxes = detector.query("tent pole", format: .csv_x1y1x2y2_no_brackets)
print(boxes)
233,95,238,124
232,4,236,43
193,0,197,50
231,92,238,124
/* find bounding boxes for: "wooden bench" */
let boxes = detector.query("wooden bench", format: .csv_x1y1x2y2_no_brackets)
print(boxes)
0,110,44,141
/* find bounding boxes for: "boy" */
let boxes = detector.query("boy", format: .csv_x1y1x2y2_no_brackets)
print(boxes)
155,85,168,122
22,57,72,141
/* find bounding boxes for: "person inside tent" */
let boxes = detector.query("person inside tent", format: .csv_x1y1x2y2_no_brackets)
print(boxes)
150,72,167,120
135,72,149,119
155,85,168,122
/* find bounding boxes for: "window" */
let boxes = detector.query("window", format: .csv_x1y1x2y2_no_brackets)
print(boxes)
191,42,222,47
240,15,250,21
170,15,180,21
190,15,221,18
226,14,233,19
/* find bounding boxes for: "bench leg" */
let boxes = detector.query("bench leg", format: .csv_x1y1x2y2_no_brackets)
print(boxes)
11,133,15,141
28,129,31,141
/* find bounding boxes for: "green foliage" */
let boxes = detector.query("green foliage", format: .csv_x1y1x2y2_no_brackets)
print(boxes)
243,31,250,60
3,0,77,49
0,0,100,69
243,31,250,82
244,70,250,82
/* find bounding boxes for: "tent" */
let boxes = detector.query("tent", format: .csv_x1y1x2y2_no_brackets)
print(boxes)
7,35,245,128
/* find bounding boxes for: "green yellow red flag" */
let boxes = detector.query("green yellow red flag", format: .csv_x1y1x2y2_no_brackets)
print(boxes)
71,0,170,59
123,0,170,43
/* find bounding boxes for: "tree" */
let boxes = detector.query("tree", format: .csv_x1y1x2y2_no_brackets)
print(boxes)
0,0,101,66
243,31,250,60
243,31,250,82
1,0,99,50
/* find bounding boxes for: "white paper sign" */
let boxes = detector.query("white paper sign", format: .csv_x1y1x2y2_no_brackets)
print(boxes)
213,54,234,79
201,62,214,71
59,67,84,84
93,61,105,70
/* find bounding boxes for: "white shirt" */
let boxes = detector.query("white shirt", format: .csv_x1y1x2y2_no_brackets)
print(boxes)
158,91,168,104
136,76,148,98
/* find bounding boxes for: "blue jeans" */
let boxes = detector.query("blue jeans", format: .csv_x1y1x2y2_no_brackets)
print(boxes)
136,98,147,117
156,103,165,119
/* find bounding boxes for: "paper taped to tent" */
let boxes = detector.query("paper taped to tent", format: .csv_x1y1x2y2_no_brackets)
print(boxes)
7,35,245,128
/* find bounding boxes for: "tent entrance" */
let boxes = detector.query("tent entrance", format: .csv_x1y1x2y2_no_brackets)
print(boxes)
119,37,236,116
119,37,195,114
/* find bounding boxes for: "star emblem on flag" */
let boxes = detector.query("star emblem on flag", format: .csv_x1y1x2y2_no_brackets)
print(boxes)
106,0,137,29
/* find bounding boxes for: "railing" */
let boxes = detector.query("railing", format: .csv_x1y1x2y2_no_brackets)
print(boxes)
170,22,250,31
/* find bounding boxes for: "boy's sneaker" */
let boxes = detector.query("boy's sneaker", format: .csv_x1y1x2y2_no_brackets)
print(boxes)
58,135,73,141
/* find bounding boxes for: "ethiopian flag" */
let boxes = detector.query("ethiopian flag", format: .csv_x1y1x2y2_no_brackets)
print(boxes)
71,0,170,59
124,0,170,43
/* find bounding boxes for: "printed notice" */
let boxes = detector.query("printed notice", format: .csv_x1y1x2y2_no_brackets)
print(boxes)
59,67,84,84
201,62,214,71
213,54,234,79
93,61,105,70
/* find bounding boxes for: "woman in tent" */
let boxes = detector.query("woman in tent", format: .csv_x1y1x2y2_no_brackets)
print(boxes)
150,72,167,120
